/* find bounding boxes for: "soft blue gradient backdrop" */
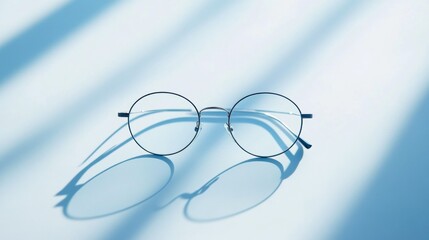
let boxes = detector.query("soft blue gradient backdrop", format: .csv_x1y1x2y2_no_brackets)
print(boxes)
0,0,428,239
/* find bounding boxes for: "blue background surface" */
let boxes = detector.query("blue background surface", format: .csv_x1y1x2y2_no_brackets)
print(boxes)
1,0,428,239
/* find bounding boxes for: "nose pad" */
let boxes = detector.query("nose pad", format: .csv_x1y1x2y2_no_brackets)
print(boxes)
194,121,202,139
223,123,233,133
194,120,200,132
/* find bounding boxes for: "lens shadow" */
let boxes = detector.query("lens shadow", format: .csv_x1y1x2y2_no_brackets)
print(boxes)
180,143,303,222
60,155,173,220
183,158,283,221
56,113,179,220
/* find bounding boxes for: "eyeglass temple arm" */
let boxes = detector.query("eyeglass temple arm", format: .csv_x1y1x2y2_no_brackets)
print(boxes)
295,113,312,148
232,109,313,149
256,112,312,149
118,112,129,117
119,109,312,118
118,109,193,118
250,109,313,119
118,109,313,148
297,132,312,148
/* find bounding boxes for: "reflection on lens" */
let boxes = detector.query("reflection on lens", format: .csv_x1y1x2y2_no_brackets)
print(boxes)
128,92,199,155
65,156,173,219
184,160,282,221
229,93,302,157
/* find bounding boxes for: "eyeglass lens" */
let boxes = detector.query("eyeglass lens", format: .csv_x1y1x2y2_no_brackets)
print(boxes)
127,92,302,157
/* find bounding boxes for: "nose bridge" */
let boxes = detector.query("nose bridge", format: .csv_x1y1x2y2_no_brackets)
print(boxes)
199,106,230,115
195,106,232,136
195,106,231,133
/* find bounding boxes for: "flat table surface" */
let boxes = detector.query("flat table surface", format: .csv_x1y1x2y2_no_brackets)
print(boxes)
1,0,429,239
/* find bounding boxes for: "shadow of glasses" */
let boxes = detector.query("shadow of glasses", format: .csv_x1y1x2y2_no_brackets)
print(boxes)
56,109,305,220
56,111,178,220
161,112,304,222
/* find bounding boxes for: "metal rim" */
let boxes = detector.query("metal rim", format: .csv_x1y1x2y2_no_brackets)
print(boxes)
228,92,303,158
127,91,200,156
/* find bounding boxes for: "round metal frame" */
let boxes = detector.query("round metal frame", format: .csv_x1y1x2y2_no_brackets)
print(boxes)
125,91,304,158
228,92,303,158
127,91,201,156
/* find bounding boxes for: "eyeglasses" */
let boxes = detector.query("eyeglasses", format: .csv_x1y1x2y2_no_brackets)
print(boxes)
118,92,312,157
